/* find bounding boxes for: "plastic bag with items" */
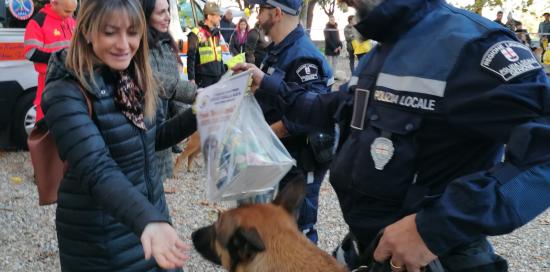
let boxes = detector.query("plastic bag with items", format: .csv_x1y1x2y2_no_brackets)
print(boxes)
195,71,295,202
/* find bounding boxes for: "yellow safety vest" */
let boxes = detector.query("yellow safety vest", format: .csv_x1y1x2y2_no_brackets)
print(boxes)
192,27,223,64
352,39,372,55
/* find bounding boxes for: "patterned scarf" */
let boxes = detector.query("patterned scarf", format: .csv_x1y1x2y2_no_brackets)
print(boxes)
114,71,146,130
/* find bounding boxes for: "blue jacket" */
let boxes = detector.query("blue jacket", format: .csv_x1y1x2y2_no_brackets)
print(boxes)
259,0,550,256
42,50,195,271
256,25,333,149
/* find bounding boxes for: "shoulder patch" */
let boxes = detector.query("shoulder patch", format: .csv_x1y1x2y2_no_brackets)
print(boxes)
480,41,541,81
296,63,319,83
32,11,47,27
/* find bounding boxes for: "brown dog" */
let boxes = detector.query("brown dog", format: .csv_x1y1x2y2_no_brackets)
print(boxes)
192,180,347,272
174,131,201,172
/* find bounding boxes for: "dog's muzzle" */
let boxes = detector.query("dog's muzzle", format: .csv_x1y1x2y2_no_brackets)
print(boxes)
192,225,222,265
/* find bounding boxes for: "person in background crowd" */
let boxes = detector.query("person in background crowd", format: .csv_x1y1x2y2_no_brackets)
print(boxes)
42,0,197,270
245,21,270,67
24,0,77,122
141,0,196,188
236,0,335,245
238,0,550,271
514,21,532,49
539,12,550,60
344,15,359,73
505,12,516,31
187,2,226,88
229,17,249,56
493,11,504,26
324,15,342,79
220,9,235,43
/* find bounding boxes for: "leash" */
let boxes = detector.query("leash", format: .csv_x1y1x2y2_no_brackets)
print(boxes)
353,230,445,272
352,265,371,272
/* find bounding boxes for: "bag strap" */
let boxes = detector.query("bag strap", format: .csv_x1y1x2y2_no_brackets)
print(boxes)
74,82,93,117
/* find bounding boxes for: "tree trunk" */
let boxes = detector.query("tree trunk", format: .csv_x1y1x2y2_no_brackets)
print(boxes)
306,0,317,33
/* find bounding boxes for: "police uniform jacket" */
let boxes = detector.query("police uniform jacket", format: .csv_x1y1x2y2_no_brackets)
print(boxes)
256,25,334,153
42,50,196,271
259,0,550,257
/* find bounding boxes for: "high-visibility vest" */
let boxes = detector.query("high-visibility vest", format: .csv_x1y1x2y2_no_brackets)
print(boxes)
192,27,223,64
352,39,372,55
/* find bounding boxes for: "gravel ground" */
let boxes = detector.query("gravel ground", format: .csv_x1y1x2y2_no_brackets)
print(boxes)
0,149,549,271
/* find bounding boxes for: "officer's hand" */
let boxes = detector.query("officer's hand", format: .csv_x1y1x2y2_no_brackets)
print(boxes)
373,214,437,272
231,63,264,93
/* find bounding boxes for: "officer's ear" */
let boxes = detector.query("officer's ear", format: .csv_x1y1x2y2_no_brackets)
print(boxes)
274,7,284,20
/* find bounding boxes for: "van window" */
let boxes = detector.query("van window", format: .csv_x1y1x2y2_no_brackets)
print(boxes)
179,0,204,29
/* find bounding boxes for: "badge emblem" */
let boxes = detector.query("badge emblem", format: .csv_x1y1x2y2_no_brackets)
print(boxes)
296,63,319,82
370,137,394,170
53,29,61,37
500,47,519,62
480,41,541,81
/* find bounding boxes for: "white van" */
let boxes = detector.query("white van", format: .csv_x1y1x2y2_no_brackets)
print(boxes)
0,1,38,150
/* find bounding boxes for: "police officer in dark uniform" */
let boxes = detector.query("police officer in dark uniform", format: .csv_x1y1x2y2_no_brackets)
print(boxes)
240,0,335,244
234,0,550,271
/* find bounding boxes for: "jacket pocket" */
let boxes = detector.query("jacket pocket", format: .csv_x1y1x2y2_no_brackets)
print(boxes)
348,104,423,201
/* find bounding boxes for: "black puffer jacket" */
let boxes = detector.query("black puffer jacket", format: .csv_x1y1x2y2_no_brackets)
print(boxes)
42,50,196,271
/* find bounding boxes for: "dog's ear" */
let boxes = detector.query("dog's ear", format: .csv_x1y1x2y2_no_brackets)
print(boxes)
227,227,266,262
273,176,306,214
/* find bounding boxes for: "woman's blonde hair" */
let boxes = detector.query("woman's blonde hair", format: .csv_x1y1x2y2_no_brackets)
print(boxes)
66,0,157,119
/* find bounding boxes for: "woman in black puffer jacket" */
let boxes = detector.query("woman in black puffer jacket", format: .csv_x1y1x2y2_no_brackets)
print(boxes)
41,1,193,271
141,0,197,184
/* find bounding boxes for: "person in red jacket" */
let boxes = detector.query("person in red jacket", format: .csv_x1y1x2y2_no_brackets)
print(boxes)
24,0,77,121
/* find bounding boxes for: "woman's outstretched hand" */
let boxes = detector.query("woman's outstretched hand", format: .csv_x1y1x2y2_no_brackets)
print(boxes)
141,222,191,269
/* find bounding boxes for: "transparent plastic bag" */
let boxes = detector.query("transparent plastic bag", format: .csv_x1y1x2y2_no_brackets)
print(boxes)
195,72,295,202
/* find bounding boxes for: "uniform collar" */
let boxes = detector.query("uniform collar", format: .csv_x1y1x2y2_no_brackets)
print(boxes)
267,25,304,55
199,21,213,33
354,0,440,42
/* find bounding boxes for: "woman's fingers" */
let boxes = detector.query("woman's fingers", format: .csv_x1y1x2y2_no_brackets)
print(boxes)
175,239,191,251
141,235,152,260
141,223,190,269
154,253,174,269
163,250,185,267
170,244,189,262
